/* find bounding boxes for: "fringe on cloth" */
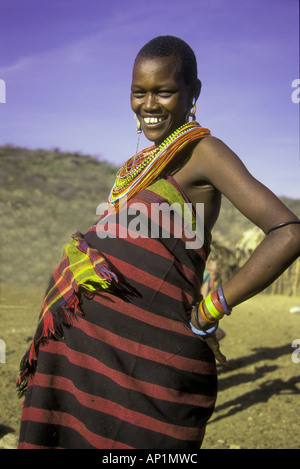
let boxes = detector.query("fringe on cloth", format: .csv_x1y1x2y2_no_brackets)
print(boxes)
16,231,118,398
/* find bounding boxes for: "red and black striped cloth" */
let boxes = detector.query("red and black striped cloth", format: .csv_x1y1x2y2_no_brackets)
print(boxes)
18,177,217,449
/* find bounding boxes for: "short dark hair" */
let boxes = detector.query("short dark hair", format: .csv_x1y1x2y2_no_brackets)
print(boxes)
135,35,198,86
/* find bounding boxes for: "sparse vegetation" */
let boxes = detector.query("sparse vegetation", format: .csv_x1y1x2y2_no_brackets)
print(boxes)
0,145,299,448
1,144,299,288
0,145,117,289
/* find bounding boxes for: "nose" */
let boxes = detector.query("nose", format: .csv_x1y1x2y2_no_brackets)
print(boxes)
143,92,160,112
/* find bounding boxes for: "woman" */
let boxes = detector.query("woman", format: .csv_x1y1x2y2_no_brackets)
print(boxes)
17,36,300,449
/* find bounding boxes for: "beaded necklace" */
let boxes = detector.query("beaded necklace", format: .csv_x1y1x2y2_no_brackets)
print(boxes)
108,121,211,212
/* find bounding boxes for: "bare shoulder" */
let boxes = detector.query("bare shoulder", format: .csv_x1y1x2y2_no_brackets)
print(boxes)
193,136,241,164
196,135,227,150
190,135,249,185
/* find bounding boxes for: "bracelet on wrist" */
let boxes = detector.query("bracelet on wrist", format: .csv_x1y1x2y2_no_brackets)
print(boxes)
204,293,224,320
188,320,219,337
217,285,232,316
199,300,215,324
187,301,219,337
203,285,232,320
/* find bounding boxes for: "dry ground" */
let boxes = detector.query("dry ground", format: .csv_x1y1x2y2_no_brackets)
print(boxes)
0,286,299,449
202,294,300,449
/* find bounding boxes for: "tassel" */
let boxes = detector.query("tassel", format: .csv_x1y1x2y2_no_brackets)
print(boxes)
16,232,119,398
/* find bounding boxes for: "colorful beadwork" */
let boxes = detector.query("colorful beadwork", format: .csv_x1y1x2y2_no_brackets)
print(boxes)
108,121,211,212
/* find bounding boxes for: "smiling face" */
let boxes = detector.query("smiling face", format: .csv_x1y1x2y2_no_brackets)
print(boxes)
131,56,195,145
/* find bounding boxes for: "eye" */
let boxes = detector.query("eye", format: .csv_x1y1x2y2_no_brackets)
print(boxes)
158,90,174,98
131,89,146,98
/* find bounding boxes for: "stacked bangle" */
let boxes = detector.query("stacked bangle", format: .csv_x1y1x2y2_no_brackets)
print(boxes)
187,301,218,338
203,286,232,320
187,285,232,338
189,320,218,338
217,285,232,316
199,300,215,324
204,293,224,320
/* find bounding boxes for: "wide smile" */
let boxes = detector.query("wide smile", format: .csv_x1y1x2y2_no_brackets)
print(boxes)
142,116,168,127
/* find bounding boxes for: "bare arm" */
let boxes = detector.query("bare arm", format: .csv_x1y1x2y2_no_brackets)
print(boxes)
193,137,300,308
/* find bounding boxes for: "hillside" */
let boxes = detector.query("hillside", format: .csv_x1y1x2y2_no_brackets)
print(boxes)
1,145,299,450
1,144,299,289
0,145,117,288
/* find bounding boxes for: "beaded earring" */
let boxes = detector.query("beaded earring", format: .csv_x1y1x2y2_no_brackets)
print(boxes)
134,114,142,155
186,102,197,122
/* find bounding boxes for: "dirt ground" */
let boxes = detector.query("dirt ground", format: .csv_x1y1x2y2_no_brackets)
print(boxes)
0,286,299,449
202,294,300,449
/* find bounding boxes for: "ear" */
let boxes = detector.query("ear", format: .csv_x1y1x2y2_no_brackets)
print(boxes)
188,79,201,107
192,79,202,102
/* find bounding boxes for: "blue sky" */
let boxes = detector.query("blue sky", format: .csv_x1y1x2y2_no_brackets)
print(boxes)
0,0,299,198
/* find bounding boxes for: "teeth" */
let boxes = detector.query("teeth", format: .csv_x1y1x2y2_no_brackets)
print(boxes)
144,117,166,124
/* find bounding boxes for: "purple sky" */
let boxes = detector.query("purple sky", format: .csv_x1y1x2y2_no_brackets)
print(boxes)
0,0,299,197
